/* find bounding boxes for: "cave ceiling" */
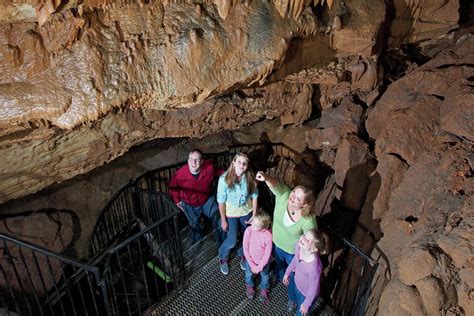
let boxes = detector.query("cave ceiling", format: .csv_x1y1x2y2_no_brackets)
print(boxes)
0,0,461,203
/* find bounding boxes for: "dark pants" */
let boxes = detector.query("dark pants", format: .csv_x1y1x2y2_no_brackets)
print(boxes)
273,245,295,281
181,196,222,243
245,260,270,290
288,272,315,316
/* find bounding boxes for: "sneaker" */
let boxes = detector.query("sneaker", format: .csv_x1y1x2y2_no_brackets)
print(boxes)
220,260,229,275
287,300,297,313
246,285,255,299
240,257,246,271
259,289,269,304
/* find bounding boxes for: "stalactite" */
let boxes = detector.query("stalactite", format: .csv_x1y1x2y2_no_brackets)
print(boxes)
273,0,333,19
215,0,232,20
194,3,202,16
274,0,289,18
333,15,342,31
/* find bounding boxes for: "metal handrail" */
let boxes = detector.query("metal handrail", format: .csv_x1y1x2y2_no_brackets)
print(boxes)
0,233,98,274
321,220,378,265
107,203,178,254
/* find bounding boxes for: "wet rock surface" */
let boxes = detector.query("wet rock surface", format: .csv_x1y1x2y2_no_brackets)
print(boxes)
0,1,472,314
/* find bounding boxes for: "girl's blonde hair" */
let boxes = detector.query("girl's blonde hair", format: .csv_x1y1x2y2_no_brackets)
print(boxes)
253,211,271,229
294,185,316,218
307,229,330,255
224,152,257,194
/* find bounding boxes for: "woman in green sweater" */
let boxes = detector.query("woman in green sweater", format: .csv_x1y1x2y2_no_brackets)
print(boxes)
255,171,317,281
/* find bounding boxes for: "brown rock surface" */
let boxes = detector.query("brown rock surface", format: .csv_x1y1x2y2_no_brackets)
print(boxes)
415,276,446,315
378,280,425,315
388,0,459,48
305,96,364,151
398,247,438,285
334,134,371,211
371,154,409,220
334,134,370,187
367,35,474,166
0,81,311,203
0,1,471,314
373,35,473,315
0,0,390,203
0,1,335,132
457,268,474,315
331,0,386,56
0,210,75,251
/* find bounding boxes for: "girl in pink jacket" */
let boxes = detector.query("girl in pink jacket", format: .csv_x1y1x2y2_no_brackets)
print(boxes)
243,211,272,303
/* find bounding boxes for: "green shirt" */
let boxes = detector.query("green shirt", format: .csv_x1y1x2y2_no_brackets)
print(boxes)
271,183,317,254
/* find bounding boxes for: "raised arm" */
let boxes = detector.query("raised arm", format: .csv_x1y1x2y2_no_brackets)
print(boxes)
255,171,278,189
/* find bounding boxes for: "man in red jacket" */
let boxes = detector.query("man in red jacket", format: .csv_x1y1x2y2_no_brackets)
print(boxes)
169,149,223,244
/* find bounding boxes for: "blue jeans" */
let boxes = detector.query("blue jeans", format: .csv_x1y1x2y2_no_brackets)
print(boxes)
288,272,314,316
181,195,221,243
245,260,270,290
218,213,252,260
274,245,295,281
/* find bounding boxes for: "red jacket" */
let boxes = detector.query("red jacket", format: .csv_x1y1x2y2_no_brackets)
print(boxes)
168,160,223,207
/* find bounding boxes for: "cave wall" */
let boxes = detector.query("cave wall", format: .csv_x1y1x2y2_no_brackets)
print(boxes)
368,37,473,315
0,0,472,314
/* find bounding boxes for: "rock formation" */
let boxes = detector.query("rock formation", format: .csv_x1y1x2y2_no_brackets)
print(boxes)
0,0,472,314
0,0,387,203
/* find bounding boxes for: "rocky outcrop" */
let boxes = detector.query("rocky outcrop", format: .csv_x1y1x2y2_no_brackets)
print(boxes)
369,35,473,315
0,0,388,204
0,1,470,314
388,0,460,49
305,96,364,168
0,80,312,204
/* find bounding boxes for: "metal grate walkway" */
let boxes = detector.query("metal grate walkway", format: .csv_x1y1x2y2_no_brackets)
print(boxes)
147,253,289,315
145,229,290,315
145,229,333,315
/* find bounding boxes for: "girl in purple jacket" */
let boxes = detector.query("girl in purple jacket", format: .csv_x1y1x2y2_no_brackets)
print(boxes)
283,229,329,315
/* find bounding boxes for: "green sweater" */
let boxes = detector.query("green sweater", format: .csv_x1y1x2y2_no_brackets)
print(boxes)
271,183,317,254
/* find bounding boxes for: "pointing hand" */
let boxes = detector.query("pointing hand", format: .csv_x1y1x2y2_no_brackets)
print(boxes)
255,171,266,182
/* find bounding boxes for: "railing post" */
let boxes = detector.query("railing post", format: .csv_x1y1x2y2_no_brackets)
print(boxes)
354,261,379,316
173,211,186,286
131,178,143,220
94,268,113,316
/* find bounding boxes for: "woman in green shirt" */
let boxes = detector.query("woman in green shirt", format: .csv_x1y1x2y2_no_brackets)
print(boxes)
256,171,317,281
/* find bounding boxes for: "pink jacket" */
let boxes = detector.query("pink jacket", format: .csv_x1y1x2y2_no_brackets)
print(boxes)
243,227,272,273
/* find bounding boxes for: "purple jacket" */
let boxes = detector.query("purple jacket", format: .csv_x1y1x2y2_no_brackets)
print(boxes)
284,244,322,309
